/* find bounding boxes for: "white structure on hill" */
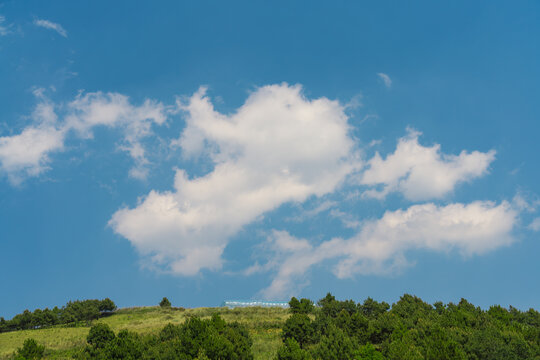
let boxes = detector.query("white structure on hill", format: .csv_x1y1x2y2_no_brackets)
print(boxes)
222,300,289,309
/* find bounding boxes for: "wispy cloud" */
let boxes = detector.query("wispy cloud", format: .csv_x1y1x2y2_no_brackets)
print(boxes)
377,72,392,88
0,15,10,36
528,217,540,231
258,200,518,299
0,90,166,184
34,18,67,37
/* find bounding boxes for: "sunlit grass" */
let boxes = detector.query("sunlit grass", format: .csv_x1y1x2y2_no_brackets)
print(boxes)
0,306,289,359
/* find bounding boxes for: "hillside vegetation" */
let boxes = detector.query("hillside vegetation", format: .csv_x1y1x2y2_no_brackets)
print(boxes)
0,306,288,359
1,294,539,359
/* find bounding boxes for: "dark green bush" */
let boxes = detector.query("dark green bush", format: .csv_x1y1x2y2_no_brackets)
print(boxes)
14,338,45,360
87,323,115,349
276,338,311,360
78,314,253,359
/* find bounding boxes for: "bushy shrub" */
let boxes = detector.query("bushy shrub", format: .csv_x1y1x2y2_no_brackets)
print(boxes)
78,314,253,359
14,338,45,360
87,323,115,349
276,338,311,360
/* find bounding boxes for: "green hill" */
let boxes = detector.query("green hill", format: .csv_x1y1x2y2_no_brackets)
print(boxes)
0,306,289,360
3,294,539,359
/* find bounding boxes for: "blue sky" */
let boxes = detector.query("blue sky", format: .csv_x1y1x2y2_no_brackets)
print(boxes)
1,1,539,318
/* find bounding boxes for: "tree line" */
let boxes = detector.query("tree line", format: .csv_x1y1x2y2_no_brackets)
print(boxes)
277,293,540,360
0,298,116,333
8,294,540,359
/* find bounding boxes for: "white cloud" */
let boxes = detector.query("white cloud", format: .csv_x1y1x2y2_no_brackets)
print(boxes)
377,73,392,88
2,83,522,296
66,92,166,179
528,217,540,231
109,84,361,276
258,200,518,299
0,126,65,184
329,208,362,229
33,19,67,37
0,15,9,36
287,200,337,222
0,99,65,184
512,192,540,213
0,91,166,184
360,129,496,201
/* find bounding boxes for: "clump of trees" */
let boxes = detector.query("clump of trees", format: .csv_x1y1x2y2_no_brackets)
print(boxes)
277,293,540,360
0,298,116,333
76,314,253,359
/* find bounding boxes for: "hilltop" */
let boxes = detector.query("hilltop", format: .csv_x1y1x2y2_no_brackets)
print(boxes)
0,306,289,360
2,294,539,359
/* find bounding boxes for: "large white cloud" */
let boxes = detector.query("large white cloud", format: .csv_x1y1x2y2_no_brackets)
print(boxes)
360,129,496,201
0,91,166,184
109,84,361,275
258,200,518,299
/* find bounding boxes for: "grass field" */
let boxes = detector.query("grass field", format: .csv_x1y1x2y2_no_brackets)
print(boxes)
0,306,289,360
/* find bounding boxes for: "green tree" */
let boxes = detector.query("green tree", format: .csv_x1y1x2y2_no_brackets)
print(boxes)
281,314,314,348
160,297,172,308
312,325,357,360
14,338,45,360
87,323,115,349
276,338,311,360
357,344,385,360
98,298,116,312
289,297,314,315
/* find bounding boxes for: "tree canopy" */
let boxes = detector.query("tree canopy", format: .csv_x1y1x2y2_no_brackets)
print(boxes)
0,298,117,333
277,293,540,360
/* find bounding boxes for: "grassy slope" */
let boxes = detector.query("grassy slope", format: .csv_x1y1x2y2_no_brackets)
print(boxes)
0,306,289,360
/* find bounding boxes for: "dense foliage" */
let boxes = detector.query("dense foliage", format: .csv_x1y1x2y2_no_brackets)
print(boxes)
76,313,253,360
160,297,172,308
277,294,540,360
0,299,116,333
13,338,45,360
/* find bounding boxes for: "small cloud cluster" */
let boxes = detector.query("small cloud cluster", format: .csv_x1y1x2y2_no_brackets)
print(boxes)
360,129,495,201
33,19,67,37
0,91,166,184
